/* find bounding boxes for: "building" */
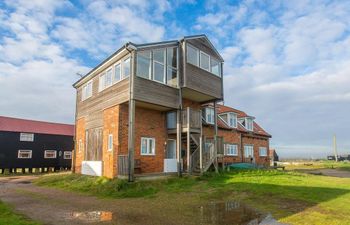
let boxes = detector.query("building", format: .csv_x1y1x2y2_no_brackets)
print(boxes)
0,116,74,173
73,34,271,179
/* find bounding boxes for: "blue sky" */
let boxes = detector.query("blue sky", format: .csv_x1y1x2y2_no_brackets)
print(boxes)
0,0,350,158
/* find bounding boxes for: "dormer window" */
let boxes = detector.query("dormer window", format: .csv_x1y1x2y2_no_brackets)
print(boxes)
228,113,237,128
245,117,254,131
203,107,214,124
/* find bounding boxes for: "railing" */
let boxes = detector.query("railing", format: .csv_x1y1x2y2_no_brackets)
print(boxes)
181,108,201,129
118,155,128,176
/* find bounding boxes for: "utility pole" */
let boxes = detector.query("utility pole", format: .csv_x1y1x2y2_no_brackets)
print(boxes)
333,134,338,162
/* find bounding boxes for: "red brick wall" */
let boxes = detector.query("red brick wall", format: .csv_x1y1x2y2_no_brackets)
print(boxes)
74,118,85,173
119,104,167,174
102,105,120,178
242,135,270,166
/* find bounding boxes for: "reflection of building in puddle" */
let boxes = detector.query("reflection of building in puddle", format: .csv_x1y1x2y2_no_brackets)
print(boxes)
68,211,113,222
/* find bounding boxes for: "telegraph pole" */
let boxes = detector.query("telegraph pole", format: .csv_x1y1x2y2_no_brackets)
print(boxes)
333,134,338,162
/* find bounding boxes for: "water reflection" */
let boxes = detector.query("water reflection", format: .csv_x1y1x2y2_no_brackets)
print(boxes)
67,211,113,222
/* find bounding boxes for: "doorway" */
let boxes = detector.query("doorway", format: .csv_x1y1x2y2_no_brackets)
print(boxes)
164,139,177,172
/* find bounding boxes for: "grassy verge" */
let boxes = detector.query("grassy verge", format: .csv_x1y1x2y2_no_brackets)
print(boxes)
0,201,40,225
34,169,350,225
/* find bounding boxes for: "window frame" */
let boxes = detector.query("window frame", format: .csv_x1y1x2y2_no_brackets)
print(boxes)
122,57,131,79
228,113,237,128
259,147,267,157
140,137,156,156
18,150,32,159
205,107,215,124
44,150,57,159
63,151,72,159
20,133,34,142
152,49,166,84
187,44,199,66
136,50,152,80
225,144,238,156
245,117,254,131
244,145,254,158
200,51,210,72
82,80,93,101
108,134,113,151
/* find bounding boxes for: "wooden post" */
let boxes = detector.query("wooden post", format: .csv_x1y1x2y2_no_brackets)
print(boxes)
128,49,136,182
176,109,182,176
199,109,203,174
214,101,218,173
187,107,191,174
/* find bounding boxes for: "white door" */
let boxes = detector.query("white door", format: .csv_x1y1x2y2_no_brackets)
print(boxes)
164,139,177,172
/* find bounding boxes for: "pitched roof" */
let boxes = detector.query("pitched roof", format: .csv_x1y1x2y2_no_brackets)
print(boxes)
215,104,271,137
0,116,74,136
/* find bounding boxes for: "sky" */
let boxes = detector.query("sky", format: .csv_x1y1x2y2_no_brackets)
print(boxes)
0,0,349,158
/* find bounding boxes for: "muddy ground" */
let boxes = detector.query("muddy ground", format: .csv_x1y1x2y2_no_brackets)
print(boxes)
0,175,284,225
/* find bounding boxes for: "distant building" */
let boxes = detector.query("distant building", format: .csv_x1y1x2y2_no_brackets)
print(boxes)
0,116,74,173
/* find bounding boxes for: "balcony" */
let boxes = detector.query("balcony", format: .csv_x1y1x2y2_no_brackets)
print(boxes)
167,108,201,133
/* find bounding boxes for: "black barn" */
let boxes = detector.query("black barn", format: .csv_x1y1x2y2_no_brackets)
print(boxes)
0,116,74,173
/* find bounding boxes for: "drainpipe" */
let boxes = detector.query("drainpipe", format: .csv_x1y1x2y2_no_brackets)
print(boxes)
214,101,218,173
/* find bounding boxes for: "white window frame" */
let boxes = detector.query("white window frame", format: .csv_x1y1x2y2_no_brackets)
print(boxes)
108,134,113,151
64,151,72,159
20,133,34,142
200,51,210,72
152,49,166,84
210,57,221,77
18,150,32,159
82,80,93,101
122,57,131,79
245,117,254,131
228,113,237,128
225,144,238,156
259,147,267,156
141,137,155,156
205,107,215,124
113,62,122,83
244,145,254,158
44,150,57,159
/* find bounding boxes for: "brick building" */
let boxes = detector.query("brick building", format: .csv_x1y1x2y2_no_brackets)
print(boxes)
73,35,271,179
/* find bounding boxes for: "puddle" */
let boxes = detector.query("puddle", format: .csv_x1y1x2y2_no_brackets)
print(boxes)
66,211,113,223
199,201,284,225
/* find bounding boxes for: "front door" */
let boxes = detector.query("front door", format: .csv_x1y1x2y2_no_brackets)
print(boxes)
164,139,177,172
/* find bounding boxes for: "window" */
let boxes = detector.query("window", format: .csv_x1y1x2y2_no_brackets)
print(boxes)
64,151,72,159
18,150,32,159
122,57,130,78
78,139,83,153
82,80,92,100
166,111,176,129
108,134,113,151
136,48,178,87
226,144,238,156
200,51,210,71
204,107,214,124
259,147,267,156
153,49,166,83
187,44,199,66
246,118,254,131
20,133,34,142
114,63,121,82
141,137,155,155
44,150,57,159
228,113,237,128
210,58,221,76
137,51,151,79
244,145,254,158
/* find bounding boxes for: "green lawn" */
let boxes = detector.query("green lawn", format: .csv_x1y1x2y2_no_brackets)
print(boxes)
0,201,40,225
34,167,350,225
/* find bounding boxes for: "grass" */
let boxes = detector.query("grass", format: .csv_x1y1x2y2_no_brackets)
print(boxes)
33,163,350,225
0,201,40,225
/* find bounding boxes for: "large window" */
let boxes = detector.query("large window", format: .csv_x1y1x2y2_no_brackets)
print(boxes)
82,80,93,100
186,43,222,77
108,134,113,151
136,51,151,79
141,137,155,155
200,51,210,71
99,68,113,91
136,47,178,87
64,151,72,159
44,150,57,159
20,133,34,142
259,147,267,156
204,107,214,124
228,113,237,128
244,145,254,158
18,150,32,159
114,63,121,82
226,144,238,156
187,44,199,66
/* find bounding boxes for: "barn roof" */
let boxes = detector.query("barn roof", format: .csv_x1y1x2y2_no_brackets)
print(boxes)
0,116,74,136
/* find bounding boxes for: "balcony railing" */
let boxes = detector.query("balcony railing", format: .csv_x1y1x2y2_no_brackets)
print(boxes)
181,108,201,129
